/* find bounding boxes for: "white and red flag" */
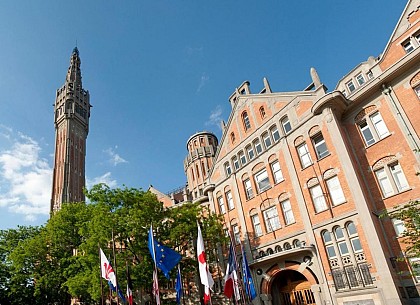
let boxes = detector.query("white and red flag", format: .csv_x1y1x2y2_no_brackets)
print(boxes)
126,266,133,305
197,223,214,304
223,242,240,300
100,248,117,289
152,269,161,305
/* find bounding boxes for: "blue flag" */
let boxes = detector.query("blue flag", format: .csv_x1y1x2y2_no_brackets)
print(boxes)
241,245,257,300
148,226,182,279
175,266,183,304
108,282,127,303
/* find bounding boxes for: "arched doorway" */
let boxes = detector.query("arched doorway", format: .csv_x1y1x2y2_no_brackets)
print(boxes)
271,270,316,305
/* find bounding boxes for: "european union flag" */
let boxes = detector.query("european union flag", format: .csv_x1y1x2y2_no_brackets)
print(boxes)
241,245,257,300
175,266,183,304
148,226,182,279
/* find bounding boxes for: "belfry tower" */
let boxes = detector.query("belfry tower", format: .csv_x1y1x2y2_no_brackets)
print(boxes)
50,48,91,213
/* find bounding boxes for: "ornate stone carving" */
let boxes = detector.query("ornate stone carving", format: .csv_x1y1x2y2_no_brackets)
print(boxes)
354,105,377,123
372,155,397,171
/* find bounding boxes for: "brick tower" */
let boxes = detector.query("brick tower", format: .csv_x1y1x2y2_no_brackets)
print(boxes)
50,47,91,213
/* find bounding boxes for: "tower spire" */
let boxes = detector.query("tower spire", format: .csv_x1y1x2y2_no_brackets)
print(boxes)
50,48,91,213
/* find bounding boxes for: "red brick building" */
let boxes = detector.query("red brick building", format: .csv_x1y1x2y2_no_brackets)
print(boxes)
157,1,420,304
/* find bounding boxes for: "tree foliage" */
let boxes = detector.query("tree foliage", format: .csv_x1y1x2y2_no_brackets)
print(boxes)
0,184,226,304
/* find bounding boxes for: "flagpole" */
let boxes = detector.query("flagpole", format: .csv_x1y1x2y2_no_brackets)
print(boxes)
228,233,239,305
112,229,120,305
98,244,104,305
150,224,161,305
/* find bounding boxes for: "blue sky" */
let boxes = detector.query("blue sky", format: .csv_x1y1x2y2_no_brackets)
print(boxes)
0,1,406,229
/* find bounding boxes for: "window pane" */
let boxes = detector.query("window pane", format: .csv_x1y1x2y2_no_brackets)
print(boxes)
322,231,332,243
298,143,312,168
313,134,329,159
326,245,336,258
326,176,345,205
243,113,251,130
244,179,254,199
281,200,295,225
218,197,226,214
356,74,365,86
282,117,292,134
255,170,270,192
338,241,349,255
239,152,247,165
310,185,327,212
271,126,280,142
263,206,280,232
233,157,240,170
347,81,356,92
390,163,409,192
263,134,272,148
226,191,234,210
375,168,394,197
335,227,344,240
392,218,406,236
271,161,284,183
371,112,389,139
225,163,232,176
255,140,263,154
351,238,362,252
346,222,357,236
251,214,262,237
247,146,255,160
359,121,375,146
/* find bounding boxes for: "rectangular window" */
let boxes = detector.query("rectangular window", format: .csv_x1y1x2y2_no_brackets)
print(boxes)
251,214,262,237
263,206,281,232
255,169,270,192
408,257,420,281
297,143,312,168
310,184,328,213
281,200,295,225
226,191,234,210
233,157,240,170
271,160,284,184
403,40,415,53
350,237,363,252
326,176,346,205
271,126,280,142
225,162,232,176
263,133,272,148
375,167,394,197
356,73,365,86
244,179,254,199
390,163,409,192
326,245,336,258
392,218,406,236
347,80,356,93
367,70,374,79
371,112,389,139
254,139,263,155
313,134,329,159
359,121,375,146
247,145,255,160
282,117,292,134
239,151,247,165
217,196,226,214
338,241,349,255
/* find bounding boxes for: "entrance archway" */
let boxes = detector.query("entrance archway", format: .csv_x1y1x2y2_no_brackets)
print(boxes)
271,270,315,305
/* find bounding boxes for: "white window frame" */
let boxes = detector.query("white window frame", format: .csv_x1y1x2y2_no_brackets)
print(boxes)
226,191,234,210
403,40,415,53
281,199,295,225
392,218,406,236
310,184,328,213
271,160,284,184
254,139,263,155
322,231,337,258
346,222,363,253
334,227,349,256
247,145,255,160
217,196,226,214
358,112,390,146
312,133,329,159
255,169,270,193
244,178,254,199
270,125,280,142
367,70,374,79
263,206,281,232
326,176,346,206
263,132,272,148
281,117,292,134
251,214,263,237
232,224,240,244
356,73,365,86
232,156,240,171
239,151,247,165
375,162,409,198
347,80,356,93
224,162,232,176
297,142,312,168
243,112,251,130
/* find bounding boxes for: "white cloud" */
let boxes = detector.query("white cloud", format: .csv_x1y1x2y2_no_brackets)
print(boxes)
104,146,128,166
0,131,52,221
196,73,209,93
205,105,223,129
86,172,117,189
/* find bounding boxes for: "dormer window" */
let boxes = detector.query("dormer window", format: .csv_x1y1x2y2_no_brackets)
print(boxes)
403,40,414,53
242,111,251,131
356,73,365,86
347,80,356,93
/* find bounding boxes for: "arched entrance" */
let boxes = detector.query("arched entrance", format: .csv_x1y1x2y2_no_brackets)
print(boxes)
271,270,316,305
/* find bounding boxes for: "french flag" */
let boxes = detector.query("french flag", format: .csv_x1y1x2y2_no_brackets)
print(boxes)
223,243,240,300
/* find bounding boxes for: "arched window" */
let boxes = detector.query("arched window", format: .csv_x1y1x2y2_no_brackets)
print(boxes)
346,222,362,253
230,132,235,144
281,116,292,134
322,230,336,259
250,209,262,237
242,111,251,130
